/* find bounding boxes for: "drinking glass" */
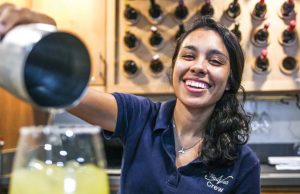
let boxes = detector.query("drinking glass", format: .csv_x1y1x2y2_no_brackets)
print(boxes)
9,125,110,194
259,111,271,133
250,101,261,132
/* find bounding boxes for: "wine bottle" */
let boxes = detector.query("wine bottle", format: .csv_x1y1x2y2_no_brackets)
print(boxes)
149,0,163,20
150,55,164,74
174,0,188,21
282,20,296,45
124,60,139,75
225,0,241,19
281,0,295,18
124,31,139,50
149,26,163,48
254,23,269,44
231,23,242,42
175,24,185,41
255,49,269,72
199,0,214,17
282,56,297,72
124,4,139,24
252,0,267,19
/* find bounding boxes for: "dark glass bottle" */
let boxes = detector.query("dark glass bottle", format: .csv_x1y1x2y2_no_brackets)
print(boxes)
123,60,138,75
231,23,242,42
282,56,297,71
281,0,295,18
254,23,269,44
149,0,163,20
150,55,164,74
149,26,163,47
124,31,138,49
199,0,214,17
175,24,185,41
124,4,139,23
225,0,241,19
174,0,189,21
282,20,296,44
252,0,267,19
255,49,269,72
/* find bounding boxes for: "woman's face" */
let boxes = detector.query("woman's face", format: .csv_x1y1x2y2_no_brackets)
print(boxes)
172,28,230,109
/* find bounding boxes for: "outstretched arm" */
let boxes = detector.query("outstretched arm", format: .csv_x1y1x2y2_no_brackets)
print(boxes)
69,89,118,132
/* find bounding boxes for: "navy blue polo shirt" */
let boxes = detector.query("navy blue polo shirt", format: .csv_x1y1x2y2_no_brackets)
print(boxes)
104,93,260,194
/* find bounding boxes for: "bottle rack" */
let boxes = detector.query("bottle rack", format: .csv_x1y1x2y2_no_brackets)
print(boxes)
106,0,300,94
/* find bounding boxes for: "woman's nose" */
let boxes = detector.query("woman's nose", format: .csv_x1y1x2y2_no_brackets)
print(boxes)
190,59,208,74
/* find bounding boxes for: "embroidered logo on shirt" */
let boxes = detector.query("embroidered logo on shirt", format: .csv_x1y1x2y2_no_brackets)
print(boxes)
204,173,234,193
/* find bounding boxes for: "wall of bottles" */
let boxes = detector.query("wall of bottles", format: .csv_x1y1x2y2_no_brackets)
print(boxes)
106,0,300,94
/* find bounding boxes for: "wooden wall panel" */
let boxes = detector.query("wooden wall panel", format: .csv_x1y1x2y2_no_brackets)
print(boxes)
107,0,300,94
0,0,31,7
0,89,49,149
30,0,106,86
0,0,31,149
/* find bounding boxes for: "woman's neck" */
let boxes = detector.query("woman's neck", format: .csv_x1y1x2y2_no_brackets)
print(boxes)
173,99,215,138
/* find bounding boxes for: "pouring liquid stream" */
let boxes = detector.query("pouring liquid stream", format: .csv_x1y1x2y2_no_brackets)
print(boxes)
47,108,64,125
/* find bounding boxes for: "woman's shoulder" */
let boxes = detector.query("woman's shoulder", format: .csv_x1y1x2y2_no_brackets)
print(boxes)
238,144,260,167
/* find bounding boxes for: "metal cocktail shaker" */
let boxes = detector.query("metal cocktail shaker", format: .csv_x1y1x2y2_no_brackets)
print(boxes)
0,23,91,109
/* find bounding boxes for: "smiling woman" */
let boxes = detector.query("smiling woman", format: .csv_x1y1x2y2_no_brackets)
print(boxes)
170,17,249,170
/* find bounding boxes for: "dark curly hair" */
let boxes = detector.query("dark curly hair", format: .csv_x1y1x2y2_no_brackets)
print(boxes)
171,16,251,169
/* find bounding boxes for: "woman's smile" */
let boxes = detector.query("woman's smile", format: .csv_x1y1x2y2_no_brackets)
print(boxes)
183,79,211,93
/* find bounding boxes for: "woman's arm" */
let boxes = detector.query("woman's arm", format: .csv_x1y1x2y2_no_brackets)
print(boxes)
0,3,118,132
69,89,118,132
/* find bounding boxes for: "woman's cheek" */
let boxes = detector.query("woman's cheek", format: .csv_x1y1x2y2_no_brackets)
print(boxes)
174,61,190,72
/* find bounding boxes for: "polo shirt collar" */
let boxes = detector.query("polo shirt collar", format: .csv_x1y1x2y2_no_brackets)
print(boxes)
153,98,204,166
153,99,176,132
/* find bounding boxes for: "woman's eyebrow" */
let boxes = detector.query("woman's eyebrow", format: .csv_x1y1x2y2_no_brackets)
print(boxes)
182,45,197,52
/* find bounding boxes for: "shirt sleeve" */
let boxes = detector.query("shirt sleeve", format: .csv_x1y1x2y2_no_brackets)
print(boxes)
102,93,156,144
234,161,261,194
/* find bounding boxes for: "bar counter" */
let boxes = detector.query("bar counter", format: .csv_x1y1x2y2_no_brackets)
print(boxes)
1,165,300,194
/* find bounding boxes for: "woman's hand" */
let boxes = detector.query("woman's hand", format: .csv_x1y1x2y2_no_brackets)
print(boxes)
0,3,56,36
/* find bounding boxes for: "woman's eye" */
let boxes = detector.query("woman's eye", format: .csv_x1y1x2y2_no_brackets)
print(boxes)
209,59,223,65
182,54,195,60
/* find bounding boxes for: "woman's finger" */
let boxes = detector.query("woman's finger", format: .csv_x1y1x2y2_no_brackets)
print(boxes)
0,3,15,13
0,6,22,36
0,3,56,37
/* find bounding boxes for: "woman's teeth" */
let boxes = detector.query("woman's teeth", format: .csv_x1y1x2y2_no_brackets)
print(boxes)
185,80,210,89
